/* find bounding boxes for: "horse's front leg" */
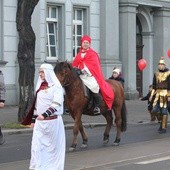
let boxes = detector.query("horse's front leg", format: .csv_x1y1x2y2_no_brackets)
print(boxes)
79,121,88,149
103,110,113,145
69,113,82,151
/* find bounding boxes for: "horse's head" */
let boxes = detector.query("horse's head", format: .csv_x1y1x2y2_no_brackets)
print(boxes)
54,61,77,86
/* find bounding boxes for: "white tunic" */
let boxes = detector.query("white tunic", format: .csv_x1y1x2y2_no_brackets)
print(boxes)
80,74,99,93
29,84,65,170
79,63,99,93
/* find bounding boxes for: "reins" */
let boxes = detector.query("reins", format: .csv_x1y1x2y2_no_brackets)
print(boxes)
55,61,77,88
62,72,70,87
61,65,72,87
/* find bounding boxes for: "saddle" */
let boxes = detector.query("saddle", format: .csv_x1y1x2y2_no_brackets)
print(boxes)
82,82,102,115
74,67,102,114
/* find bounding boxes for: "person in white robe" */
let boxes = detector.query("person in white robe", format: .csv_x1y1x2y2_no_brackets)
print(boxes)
29,63,65,170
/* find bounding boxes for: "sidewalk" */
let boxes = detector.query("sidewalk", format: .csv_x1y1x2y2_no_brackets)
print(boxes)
0,100,153,134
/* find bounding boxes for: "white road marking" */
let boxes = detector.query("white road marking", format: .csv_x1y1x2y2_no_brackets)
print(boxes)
135,156,170,164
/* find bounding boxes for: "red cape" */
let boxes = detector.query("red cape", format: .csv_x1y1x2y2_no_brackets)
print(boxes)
21,81,49,125
21,98,36,125
72,48,114,109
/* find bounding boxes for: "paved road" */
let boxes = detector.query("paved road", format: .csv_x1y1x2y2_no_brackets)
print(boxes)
1,100,169,170
1,122,169,164
1,134,170,170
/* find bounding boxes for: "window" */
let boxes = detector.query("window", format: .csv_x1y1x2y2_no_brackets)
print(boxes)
46,6,58,59
73,8,87,57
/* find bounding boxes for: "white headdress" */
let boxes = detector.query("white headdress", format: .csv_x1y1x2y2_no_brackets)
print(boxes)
113,68,121,75
35,63,62,91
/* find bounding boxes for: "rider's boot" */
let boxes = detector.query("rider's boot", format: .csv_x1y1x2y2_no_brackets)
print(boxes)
93,93,101,114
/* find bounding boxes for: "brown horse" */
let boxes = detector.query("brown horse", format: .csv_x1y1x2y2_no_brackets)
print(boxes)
54,61,127,151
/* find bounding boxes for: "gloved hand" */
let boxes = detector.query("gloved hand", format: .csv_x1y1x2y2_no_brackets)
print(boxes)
74,68,82,76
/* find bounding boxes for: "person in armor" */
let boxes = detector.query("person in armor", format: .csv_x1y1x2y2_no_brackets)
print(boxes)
72,35,114,114
149,57,170,133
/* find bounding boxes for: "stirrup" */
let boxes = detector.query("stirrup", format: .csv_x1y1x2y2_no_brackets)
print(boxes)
93,107,101,114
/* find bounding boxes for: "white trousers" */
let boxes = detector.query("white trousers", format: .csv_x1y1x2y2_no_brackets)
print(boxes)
80,74,99,93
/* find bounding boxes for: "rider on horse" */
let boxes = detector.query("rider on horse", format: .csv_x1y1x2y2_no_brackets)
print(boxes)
72,35,114,114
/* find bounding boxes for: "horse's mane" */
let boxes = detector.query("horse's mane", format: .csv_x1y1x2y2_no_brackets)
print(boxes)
54,61,79,79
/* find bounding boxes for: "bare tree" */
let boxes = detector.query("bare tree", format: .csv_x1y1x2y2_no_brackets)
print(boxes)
16,0,39,122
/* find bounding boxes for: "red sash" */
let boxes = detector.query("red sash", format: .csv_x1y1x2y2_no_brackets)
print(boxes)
21,81,48,125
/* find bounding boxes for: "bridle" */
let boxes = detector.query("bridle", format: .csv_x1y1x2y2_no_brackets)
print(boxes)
62,71,70,87
55,62,75,88
61,66,72,87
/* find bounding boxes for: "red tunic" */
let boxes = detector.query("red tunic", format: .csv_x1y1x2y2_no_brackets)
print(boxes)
72,48,114,109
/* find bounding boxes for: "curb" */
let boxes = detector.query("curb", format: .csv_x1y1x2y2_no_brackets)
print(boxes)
2,123,107,135
3,121,164,136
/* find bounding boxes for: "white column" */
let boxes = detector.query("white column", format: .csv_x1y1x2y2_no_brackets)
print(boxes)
142,32,154,95
0,1,2,60
119,3,139,99
153,8,170,71
100,0,120,78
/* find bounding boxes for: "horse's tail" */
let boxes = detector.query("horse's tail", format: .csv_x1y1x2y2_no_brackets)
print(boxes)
121,100,127,132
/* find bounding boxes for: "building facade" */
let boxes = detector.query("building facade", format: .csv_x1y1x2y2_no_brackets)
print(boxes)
1,0,170,105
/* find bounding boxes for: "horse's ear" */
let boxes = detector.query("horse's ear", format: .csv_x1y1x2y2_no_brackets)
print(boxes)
56,60,59,64
61,61,68,70
63,60,66,65
65,60,69,66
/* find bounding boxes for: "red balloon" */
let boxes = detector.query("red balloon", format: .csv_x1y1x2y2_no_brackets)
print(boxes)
138,59,147,71
167,49,170,58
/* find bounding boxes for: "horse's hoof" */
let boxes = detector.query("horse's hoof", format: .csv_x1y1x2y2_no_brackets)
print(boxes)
80,143,88,149
112,142,119,146
103,139,109,145
81,139,88,149
103,134,109,145
113,138,120,146
69,146,76,152
69,144,77,152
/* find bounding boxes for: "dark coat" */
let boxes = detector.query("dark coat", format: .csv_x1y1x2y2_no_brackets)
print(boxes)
141,91,154,111
109,76,124,87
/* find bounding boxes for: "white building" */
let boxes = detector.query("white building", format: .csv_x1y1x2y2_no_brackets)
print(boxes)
1,0,170,105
